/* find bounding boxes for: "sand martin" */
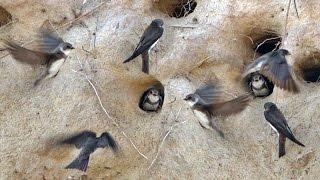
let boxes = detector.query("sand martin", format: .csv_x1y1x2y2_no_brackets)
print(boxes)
1,29,74,86
58,131,118,172
249,73,273,97
139,87,163,112
243,49,299,93
123,19,164,74
264,102,305,158
184,82,252,137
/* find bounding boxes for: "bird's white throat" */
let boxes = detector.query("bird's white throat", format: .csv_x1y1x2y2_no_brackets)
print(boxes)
148,94,159,103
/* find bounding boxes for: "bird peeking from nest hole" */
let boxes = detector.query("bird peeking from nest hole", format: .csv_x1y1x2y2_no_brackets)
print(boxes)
242,49,300,94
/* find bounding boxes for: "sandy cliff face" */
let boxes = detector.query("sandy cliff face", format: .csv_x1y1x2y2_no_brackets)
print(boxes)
0,0,320,179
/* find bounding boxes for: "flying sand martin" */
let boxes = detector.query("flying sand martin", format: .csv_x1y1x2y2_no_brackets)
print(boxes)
140,86,163,112
243,49,299,93
123,19,164,74
264,102,305,158
58,130,119,172
184,81,252,137
1,29,74,86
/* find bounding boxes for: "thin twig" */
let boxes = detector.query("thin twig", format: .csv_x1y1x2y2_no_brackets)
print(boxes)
147,107,185,170
293,0,299,19
168,25,197,29
73,55,149,160
283,0,292,47
252,37,281,60
58,1,108,29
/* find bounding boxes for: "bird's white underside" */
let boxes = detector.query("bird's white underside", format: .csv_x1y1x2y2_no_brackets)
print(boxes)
148,94,160,103
267,122,279,137
46,58,65,79
193,110,212,130
148,40,159,54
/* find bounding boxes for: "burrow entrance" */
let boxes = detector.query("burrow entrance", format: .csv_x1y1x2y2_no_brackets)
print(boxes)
251,30,282,55
294,52,320,83
0,6,12,27
155,0,197,18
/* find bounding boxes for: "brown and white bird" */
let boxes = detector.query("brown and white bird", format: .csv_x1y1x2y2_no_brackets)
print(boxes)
249,73,273,97
243,49,299,93
140,87,163,112
58,131,119,172
184,82,252,137
264,102,305,158
123,19,164,74
1,29,74,86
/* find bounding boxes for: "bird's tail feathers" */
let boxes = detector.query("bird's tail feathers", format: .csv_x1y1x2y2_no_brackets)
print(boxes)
142,51,149,74
279,134,286,158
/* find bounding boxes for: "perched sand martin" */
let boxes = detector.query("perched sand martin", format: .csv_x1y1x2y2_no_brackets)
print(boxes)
184,82,252,137
140,87,163,112
58,131,118,172
243,49,299,93
123,19,164,74
2,29,74,86
264,102,305,158
249,73,273,97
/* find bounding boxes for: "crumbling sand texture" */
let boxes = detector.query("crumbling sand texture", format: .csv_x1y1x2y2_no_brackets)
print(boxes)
0,0,320,179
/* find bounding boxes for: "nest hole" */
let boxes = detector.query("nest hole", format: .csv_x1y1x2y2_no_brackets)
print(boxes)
251,30,282,55
0,6,12,27
156,0,197,18
139,82,165,112
294,53,320,83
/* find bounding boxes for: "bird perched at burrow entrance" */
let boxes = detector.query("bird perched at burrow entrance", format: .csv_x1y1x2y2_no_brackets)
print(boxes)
123,19,164,74
264,102,305,158
57,131,119,172
139,86,164,112
184,81,252,137
1,29,74,86
242,49,299,93
247,73,274,97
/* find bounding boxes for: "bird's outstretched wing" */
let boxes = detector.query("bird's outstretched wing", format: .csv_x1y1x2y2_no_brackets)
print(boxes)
97,132,119,153
123,25,163,63
208,93,252,117
59,131,97,149
194,81,222,104
260,52,299,93
38,28,64,53
2,39,50,65
65,151,90,172
264,108,304,146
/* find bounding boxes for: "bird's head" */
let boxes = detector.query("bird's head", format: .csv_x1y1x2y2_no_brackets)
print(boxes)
252,74,264,82
151,19,164,27
60,42,75,56
278,49,291,56
147,88,160,102
264,102,276,110
183,94,199,106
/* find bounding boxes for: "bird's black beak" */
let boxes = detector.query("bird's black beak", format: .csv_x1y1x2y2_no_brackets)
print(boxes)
183,97,187,101
70,46,75,49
